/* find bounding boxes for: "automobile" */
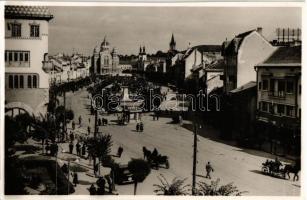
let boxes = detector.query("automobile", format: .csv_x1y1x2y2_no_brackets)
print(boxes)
112,164,134,184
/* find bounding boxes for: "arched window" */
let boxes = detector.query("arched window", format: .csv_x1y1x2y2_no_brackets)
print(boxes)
28,75,32,88
14,75,19,88
33,75,37,88
8,75,13,88
19,75,24,88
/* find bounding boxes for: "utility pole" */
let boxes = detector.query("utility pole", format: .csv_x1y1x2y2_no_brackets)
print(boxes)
63,90,66,142
192,122,198,195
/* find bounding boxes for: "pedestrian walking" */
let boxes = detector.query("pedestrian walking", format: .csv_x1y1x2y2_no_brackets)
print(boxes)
69,132,74,142
88,126,91,135
88,117,91,124
140,122,144,132
72,121,75,130
61,163,69,176
205,162,214,179
89,184,97,195
79,115,82,126
76,142,81,156
136,123,140,132
117,146,123,158
94,163,99,177
156,113,159,121
50,142,58,157
69,142,74,154
98,118,102,126
179,115,183,125
96,176,105,195
153,115,156,121
105,175,113,193
82,143,86,157
72,172,79,187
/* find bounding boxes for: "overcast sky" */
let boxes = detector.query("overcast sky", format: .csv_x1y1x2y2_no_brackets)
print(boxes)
48,6,301,56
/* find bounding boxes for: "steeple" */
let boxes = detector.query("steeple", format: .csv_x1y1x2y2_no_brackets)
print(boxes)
169,33,176,51
101,35,109,51
143,46,146,54
139,45,142,54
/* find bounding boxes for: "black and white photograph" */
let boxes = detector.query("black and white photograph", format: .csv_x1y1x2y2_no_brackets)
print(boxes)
2,2,303,197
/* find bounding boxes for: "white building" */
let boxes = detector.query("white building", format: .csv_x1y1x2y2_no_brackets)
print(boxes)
5,6,53,117
222,27,277,93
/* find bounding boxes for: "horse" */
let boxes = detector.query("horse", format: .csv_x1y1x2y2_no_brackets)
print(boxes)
142,146,151,161
283,163,300,181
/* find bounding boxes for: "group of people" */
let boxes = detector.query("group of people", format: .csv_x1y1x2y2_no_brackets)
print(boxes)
136,122,144,132
44,140,59,156
60,163,79,187
69,140,87,157
89,175,113,195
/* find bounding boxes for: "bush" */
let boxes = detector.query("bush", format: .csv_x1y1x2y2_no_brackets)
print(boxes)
154,174,190,195
196,178,247,196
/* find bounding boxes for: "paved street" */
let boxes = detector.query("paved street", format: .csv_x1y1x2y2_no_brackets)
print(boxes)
64,88,300,195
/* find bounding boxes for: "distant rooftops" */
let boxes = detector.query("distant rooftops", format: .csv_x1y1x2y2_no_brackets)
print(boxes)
5,6,53,21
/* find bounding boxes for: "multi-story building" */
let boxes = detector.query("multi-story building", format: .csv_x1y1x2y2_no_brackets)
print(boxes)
172,45,222,83
255,45,301,155
222,27,276,93
91,37,119,76
5,6,53,117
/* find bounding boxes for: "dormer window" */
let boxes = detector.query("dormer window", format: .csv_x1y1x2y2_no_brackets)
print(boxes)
11,23,21,37
30,24,40,37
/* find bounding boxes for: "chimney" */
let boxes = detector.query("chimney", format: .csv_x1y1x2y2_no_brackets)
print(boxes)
256,27,263,35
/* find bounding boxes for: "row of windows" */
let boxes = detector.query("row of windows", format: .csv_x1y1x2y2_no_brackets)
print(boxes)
8,23,40,37
259,101,295,117
8,74,38,89
5,51,30,63
258,79,295,94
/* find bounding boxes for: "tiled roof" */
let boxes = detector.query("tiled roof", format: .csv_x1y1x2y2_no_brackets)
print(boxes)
5,6,53,21
183,45,221,59
192,45,221,53
262,46,301,65
229,81,256,94
223,29,256,55
206,59,225,70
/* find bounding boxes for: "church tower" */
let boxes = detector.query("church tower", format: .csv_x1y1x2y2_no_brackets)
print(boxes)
169,33,176,51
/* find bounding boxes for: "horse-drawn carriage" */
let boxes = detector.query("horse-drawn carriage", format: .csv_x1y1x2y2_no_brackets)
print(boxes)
261,158,300,181
261,159,285,178
143,147,169,169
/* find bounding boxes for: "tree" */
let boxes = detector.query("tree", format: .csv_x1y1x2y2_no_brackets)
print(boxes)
153,174,190,195
195,178,247,196
128,159,151,195
86,134,113,174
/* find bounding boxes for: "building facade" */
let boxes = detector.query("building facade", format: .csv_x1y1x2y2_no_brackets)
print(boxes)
222,28,276,93
255,45,301,155
5,6,53,117
91,37,119,75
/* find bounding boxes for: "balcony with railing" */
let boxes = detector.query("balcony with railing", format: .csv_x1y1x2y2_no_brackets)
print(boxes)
268,90,286,99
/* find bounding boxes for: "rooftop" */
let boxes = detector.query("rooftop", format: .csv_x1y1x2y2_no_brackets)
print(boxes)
229,81,256,94
262,45,301,65
5,6,53,21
